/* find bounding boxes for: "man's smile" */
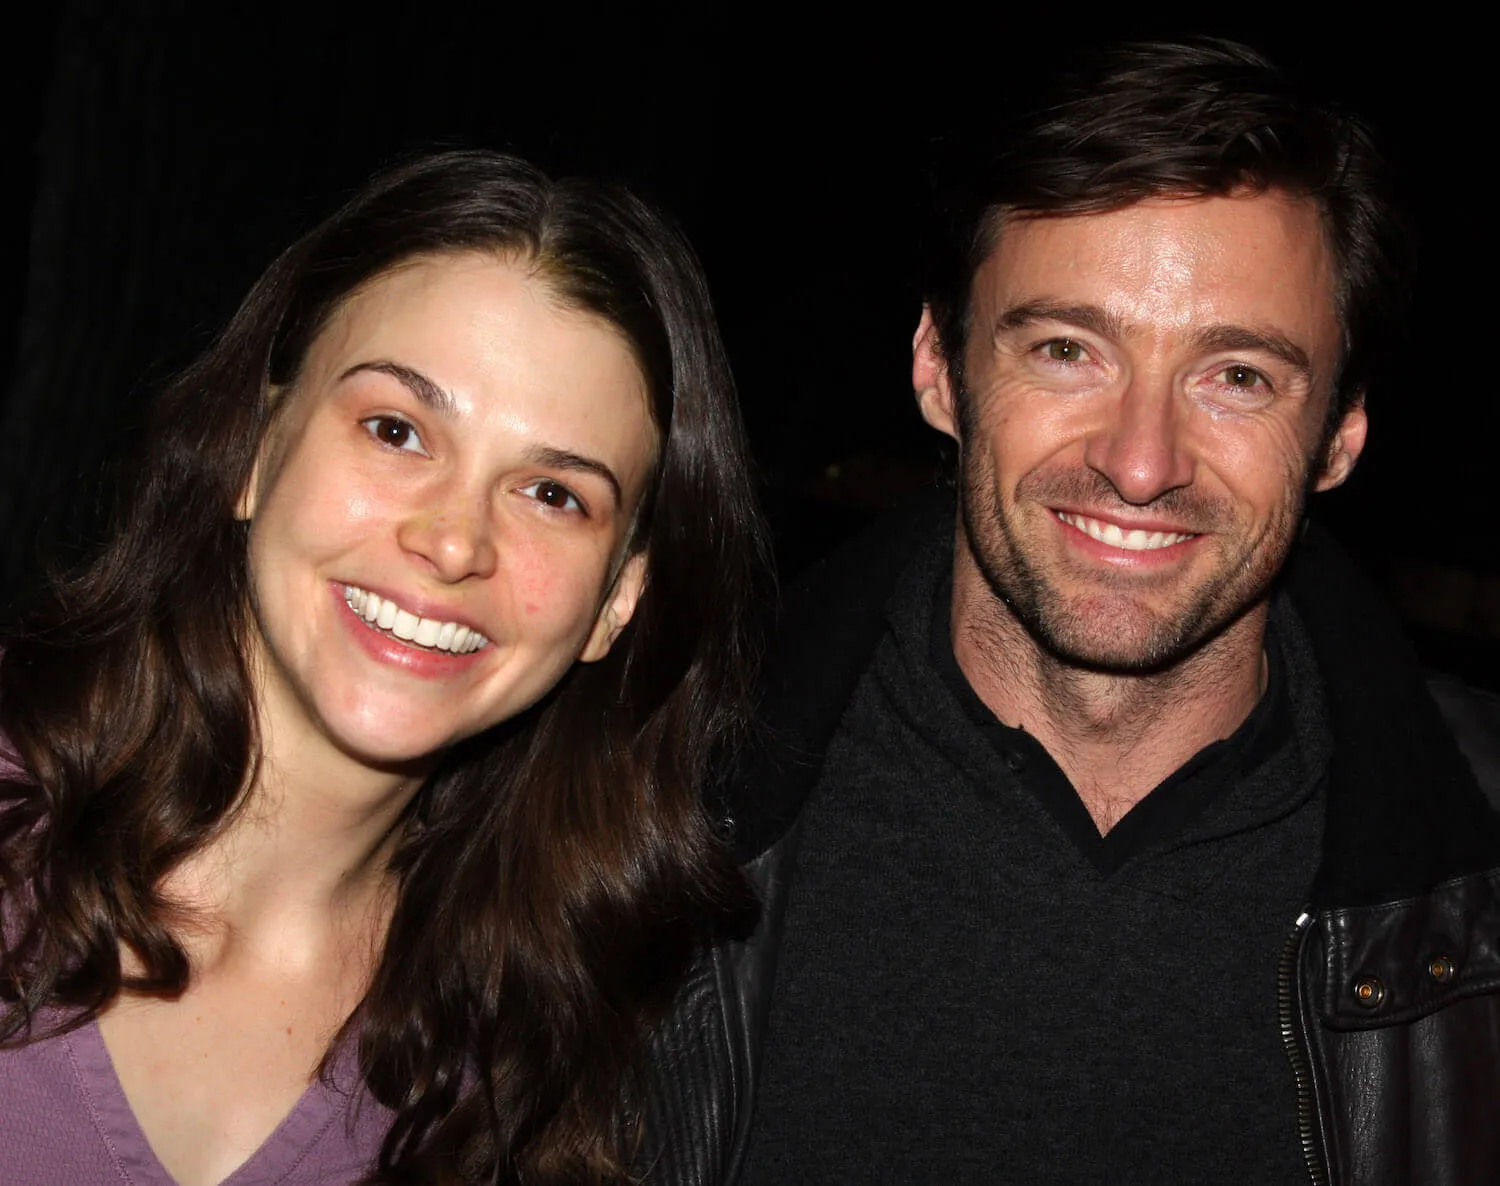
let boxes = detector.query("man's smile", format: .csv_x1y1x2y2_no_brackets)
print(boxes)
1053,510,1198,553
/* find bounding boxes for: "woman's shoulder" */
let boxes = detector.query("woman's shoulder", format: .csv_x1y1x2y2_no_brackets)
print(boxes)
0,678,32,782
0,1015,132,1180
0,730,44,943
0,741,26,783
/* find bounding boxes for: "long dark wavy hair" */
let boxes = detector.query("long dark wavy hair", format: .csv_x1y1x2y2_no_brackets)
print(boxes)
0,150,769,1182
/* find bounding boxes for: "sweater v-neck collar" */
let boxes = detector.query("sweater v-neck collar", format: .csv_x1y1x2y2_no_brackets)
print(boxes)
722,488,1500,908
64,1018,362,1186
918,555,1301,876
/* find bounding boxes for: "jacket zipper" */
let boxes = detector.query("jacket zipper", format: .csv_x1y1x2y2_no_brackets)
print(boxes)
1277,910,1330,1186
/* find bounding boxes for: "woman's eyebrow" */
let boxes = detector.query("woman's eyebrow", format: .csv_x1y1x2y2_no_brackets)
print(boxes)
340,362,625,504
522,445,623,506
340,361,458,416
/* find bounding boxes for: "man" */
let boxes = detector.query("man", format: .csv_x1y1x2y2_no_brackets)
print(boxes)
644,38,1500,1186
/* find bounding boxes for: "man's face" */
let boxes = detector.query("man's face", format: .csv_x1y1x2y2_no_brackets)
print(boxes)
915,191,1366,672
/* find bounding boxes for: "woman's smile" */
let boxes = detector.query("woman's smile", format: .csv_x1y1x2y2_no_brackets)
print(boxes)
330,583,492,682
341,583,490,654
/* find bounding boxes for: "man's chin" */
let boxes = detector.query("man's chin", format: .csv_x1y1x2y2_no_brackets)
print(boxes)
1020,597,1211,675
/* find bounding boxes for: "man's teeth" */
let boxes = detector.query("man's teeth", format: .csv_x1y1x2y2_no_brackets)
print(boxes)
1056,512,1195,552
342,586,488,653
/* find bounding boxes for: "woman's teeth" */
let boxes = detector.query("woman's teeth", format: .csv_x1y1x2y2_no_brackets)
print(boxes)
1056,512,1195,552
343,585,488,653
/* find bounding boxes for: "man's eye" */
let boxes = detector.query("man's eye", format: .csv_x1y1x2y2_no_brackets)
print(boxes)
519,480,583,514
362,416,426,454
1043,339,1087,363
1218,364,1267,389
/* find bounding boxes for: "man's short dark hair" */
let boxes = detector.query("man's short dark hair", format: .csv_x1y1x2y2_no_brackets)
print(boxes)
922,37,1412,420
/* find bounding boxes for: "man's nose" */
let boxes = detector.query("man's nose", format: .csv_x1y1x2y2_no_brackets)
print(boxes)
1082,375,1195,505
396,486,499,583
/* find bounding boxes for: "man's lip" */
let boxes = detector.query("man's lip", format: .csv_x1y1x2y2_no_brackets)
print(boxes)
1049,506,1200,536
1051,509,1200,555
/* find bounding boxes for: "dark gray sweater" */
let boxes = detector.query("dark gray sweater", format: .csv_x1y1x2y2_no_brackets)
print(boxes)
743,532,1332,1185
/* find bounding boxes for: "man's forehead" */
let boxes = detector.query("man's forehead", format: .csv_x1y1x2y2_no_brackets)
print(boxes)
971,192,1341,347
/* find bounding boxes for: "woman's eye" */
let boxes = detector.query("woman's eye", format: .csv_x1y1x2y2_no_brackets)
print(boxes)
362,416,426,454
1043,339,1087,363
519,480,583,514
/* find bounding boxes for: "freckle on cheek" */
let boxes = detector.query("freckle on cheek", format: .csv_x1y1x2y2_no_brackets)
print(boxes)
512,557,555,617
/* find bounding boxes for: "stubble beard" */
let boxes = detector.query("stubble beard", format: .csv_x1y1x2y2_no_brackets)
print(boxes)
958,451,1305,677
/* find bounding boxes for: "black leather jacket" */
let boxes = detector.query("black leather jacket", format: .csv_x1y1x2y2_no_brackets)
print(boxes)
640,499,1500,1186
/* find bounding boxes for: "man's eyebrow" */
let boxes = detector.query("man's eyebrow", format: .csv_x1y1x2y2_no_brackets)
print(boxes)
992,301,1128,341
339,361,458,416
994,304,1316,377
523,445,623,506
1190,325,1312,375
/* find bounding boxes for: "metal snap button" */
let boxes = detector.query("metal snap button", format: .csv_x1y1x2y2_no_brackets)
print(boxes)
1353,976,1385,1008
1428,955,1456,984
713,811,736,841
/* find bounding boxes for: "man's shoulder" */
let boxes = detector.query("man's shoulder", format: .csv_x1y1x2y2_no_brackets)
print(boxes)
715,488,954,863
779,486,954,628
1286,524,1500,905
638,829,805,1186
1426,675,1500,809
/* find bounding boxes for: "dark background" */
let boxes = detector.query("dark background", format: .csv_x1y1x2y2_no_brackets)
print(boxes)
2,4,1495,685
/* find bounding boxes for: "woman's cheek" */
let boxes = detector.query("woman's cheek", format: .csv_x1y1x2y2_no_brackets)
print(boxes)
507,536,599,635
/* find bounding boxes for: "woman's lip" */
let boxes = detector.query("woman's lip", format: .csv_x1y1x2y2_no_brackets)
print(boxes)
333,586,489,677
336,580,488,638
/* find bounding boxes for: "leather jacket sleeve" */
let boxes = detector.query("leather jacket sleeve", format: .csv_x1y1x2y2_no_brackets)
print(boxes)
1296,868,1500,1185
635,829,802,1186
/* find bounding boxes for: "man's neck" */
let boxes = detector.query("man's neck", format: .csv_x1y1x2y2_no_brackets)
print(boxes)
950,551,1269,835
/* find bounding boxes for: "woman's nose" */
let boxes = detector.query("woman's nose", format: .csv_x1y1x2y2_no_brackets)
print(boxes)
395,495,499,583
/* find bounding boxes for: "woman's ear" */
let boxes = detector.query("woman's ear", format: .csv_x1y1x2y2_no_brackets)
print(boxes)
579,551,648,663
236,451,264,522
236,385,286,521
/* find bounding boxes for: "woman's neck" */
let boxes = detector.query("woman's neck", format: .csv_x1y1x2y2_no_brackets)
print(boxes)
158,712,430,973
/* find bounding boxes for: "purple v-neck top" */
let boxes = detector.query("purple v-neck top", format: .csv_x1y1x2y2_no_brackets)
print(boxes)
0,1011,393,1184
0,747,395,1182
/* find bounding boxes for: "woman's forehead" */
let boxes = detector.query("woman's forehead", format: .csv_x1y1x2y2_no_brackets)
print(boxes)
287,253,658,497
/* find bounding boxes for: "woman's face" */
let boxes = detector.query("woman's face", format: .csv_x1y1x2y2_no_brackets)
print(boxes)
241,251,657,779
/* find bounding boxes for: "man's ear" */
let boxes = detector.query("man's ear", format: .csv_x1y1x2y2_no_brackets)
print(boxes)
579,551,648,663
1312,394,1368,492
913,305,959,442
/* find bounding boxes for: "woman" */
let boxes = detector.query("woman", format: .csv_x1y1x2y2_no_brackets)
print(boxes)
0,150,767,1184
